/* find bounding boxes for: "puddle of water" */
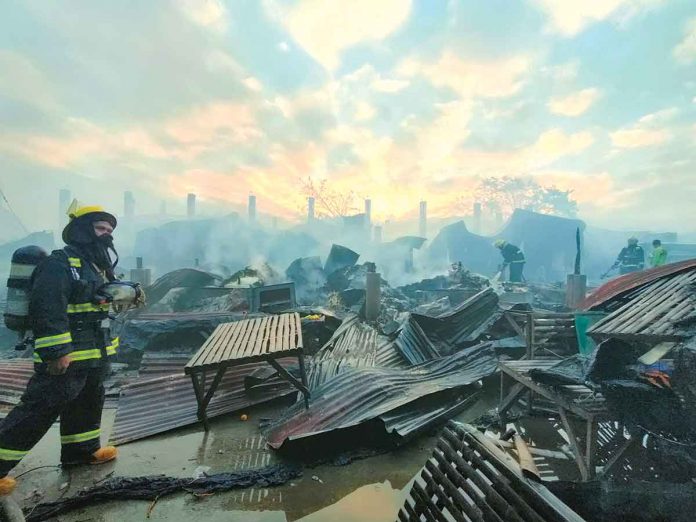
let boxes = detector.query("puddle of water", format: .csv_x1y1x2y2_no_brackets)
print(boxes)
298,480,408,522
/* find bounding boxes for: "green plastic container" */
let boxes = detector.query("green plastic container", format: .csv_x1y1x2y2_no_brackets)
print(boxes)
574,312,608,355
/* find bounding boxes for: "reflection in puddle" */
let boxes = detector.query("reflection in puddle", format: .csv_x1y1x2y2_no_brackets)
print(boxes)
298,481,406,522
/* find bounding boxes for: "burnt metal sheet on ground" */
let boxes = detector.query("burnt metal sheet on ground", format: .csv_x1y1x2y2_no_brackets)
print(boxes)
307,314,407,390
263,342,497,449
116,311,264,360
398,421,585,522
185,313,303,371
588,268,696,341
0,359,33,405
581,259,696,310
138,352,190,379
394,287,500,364
110,361,295,445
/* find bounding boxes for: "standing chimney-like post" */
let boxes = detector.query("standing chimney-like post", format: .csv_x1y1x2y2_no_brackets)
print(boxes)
419,201,427,238
364,198,372,228
473,202,482,234
494,209,503,230
187,193,196,218
248,194,257,222
307,197,315,223
373,225,382,244
130,257,151,287
365,262,381,322
58,189,71,228
124,191,135,220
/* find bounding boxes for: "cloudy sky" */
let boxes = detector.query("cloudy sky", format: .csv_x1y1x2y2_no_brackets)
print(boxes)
0,0,695,235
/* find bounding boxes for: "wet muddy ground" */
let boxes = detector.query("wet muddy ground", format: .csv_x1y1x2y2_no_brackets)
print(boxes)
7,385,581,521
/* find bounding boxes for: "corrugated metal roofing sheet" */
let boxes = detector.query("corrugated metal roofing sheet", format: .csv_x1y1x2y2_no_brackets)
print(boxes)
395,287,500,364
0,359,33,405
110,359,295,445
264,342,497,449
580,259,696,310
307,314,407,390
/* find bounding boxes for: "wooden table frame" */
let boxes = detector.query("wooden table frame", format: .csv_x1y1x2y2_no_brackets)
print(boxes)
498,359,631,481
185,313,310,431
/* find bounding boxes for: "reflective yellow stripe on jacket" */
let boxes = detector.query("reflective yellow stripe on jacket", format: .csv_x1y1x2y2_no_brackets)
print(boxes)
34,332,72,349
67,302,110,314
61,428,100,445
68,257,82,268
106,337,119,356
33,338,119,363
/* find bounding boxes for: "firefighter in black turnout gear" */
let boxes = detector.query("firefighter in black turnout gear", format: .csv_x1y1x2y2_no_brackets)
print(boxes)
494,239,526,283
0,202,123,496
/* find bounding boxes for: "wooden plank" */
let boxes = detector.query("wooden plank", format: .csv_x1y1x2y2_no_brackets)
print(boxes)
222,319,249,361
234,317,258,359
558,407,588,481
638,342,677,365
186,323,223,368
268,314,279,354
289,312,297,350
203,322,234,366
257,315,272,356
499,362,608,421
280,313,289,352
249,316,268,357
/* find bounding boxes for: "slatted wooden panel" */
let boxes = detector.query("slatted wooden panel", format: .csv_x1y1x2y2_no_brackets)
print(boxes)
500,360,608,418
398,422,585,522
589,270,696,341
185,313,302,372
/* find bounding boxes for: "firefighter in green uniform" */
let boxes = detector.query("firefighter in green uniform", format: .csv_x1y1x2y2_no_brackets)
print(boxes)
0,202,133,496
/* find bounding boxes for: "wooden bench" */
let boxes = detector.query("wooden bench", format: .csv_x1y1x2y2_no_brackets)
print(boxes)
185,312,310,430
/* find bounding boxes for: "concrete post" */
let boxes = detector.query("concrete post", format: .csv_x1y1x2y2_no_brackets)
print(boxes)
248,194,257,222
374,225,382,243
365,263,381,322
130,256,152,287
565,274,587,309
473,202,482,233
307,197,315,223
419,201,427,238
124,191,135,220
187,194,196,218
58,189,71,228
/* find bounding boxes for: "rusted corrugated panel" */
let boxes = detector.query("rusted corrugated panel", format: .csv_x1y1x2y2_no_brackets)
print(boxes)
264,342,497,449
110,361,296,445
581,259,696,310
0,359,33,404
588,268,696,341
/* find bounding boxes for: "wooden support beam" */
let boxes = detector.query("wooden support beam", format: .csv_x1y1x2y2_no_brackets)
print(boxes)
268,358,311,408
558,407,588,481
189,371,210,431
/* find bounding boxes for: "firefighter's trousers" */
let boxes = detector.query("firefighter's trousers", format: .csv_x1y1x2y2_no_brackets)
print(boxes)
0,365,107,477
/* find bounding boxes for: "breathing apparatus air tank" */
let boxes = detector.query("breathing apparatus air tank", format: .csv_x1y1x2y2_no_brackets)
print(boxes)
4,245,48,332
